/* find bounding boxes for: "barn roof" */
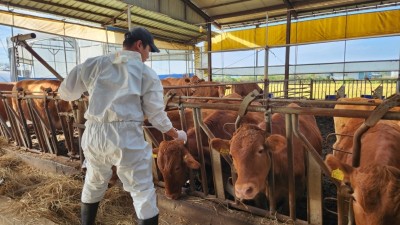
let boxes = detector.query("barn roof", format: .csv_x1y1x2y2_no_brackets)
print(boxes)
0,0,397,45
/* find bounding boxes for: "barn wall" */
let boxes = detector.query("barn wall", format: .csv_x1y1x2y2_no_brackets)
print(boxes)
212,9,400,51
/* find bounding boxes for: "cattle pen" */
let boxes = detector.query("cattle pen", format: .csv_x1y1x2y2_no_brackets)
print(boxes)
1,83,400,224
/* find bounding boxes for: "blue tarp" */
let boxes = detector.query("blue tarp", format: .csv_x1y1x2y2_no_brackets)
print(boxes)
17,77,58,81
158,73,194,80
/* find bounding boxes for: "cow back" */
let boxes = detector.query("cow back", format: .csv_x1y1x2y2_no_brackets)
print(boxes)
12,79,71,130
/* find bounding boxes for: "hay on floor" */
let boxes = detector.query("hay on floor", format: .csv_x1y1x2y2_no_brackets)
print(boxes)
0,143,137,225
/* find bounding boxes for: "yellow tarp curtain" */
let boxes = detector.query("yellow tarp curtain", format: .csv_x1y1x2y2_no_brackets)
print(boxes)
212,10,400,51
0,10,192,50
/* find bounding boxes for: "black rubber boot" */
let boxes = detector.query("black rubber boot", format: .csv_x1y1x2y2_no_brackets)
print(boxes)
137,214,159,225
81,202,99,225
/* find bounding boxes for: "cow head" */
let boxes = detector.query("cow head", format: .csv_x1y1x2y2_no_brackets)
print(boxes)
325,154,400,225
155,140,200,199
211,124,272,200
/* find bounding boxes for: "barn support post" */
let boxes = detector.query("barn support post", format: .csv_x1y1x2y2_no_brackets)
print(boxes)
284,10,292,99
207,21,212,81
127,5,132,30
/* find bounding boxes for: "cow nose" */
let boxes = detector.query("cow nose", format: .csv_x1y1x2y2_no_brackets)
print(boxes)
235,183,256,199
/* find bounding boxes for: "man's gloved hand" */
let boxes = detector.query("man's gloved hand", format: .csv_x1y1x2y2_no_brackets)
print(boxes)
175,129,187,143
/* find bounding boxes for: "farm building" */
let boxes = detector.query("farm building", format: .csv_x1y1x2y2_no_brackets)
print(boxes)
0,0,400,225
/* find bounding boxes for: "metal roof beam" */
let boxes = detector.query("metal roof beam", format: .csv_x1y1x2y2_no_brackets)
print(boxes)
282,0,298,18
181,0,222,30
292,0,385,13
4,1,199,40
3,2,117,24
113,25,194,44
181,0,211,21
75,0,200,33
212,0,385,20
10,0,119,22
3,2,196,42
212,4,285,20
200,0,251,10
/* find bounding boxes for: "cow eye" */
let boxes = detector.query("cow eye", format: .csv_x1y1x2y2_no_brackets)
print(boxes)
257,149,264,154
175,166,181,171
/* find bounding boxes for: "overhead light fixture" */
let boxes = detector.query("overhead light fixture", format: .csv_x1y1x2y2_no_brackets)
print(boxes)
199,25,204,33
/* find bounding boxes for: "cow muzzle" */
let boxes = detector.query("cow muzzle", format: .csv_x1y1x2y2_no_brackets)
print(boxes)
235,182,258,200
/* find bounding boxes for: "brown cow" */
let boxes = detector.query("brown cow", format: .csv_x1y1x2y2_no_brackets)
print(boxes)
326,156,400,225
231,83,262,97
154,140,200,199
186,109,265,161
210,103,322,212
161,75,203,96
188,81,227,101
154,108,264,199
143,108,214,146
11,79,72,130
333,97,400,160
326,97,400,224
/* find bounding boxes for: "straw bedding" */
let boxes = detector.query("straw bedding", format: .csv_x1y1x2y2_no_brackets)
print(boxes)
0,140,135,225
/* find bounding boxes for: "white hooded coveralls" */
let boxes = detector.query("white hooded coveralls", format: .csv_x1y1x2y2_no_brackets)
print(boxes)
59,50,172,220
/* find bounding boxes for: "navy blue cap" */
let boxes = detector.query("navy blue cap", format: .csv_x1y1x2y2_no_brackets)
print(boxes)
124,27,160,53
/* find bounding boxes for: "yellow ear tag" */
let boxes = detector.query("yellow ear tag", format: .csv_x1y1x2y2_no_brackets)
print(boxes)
331,168,344,181
219,148,230,155
152,154,157,159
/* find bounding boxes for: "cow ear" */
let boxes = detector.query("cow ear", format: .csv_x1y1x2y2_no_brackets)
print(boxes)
210,138,230,157
265,134,286,152
325,154,353,181
152,148,159,154
183,152,200,169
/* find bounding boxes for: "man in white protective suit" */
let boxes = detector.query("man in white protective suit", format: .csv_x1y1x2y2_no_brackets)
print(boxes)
58,27,187,225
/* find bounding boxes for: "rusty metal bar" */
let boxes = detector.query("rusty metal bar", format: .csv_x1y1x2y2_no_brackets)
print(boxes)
291,114,338,183
16,40,64,81
192,108,209,195
75,100,86,165
5,101,24,146
43,91,60,155
285,114,296,221
235,90,259,130
26,98,47,152
178,106,196,193
16,91,31,148
55,102,72,155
